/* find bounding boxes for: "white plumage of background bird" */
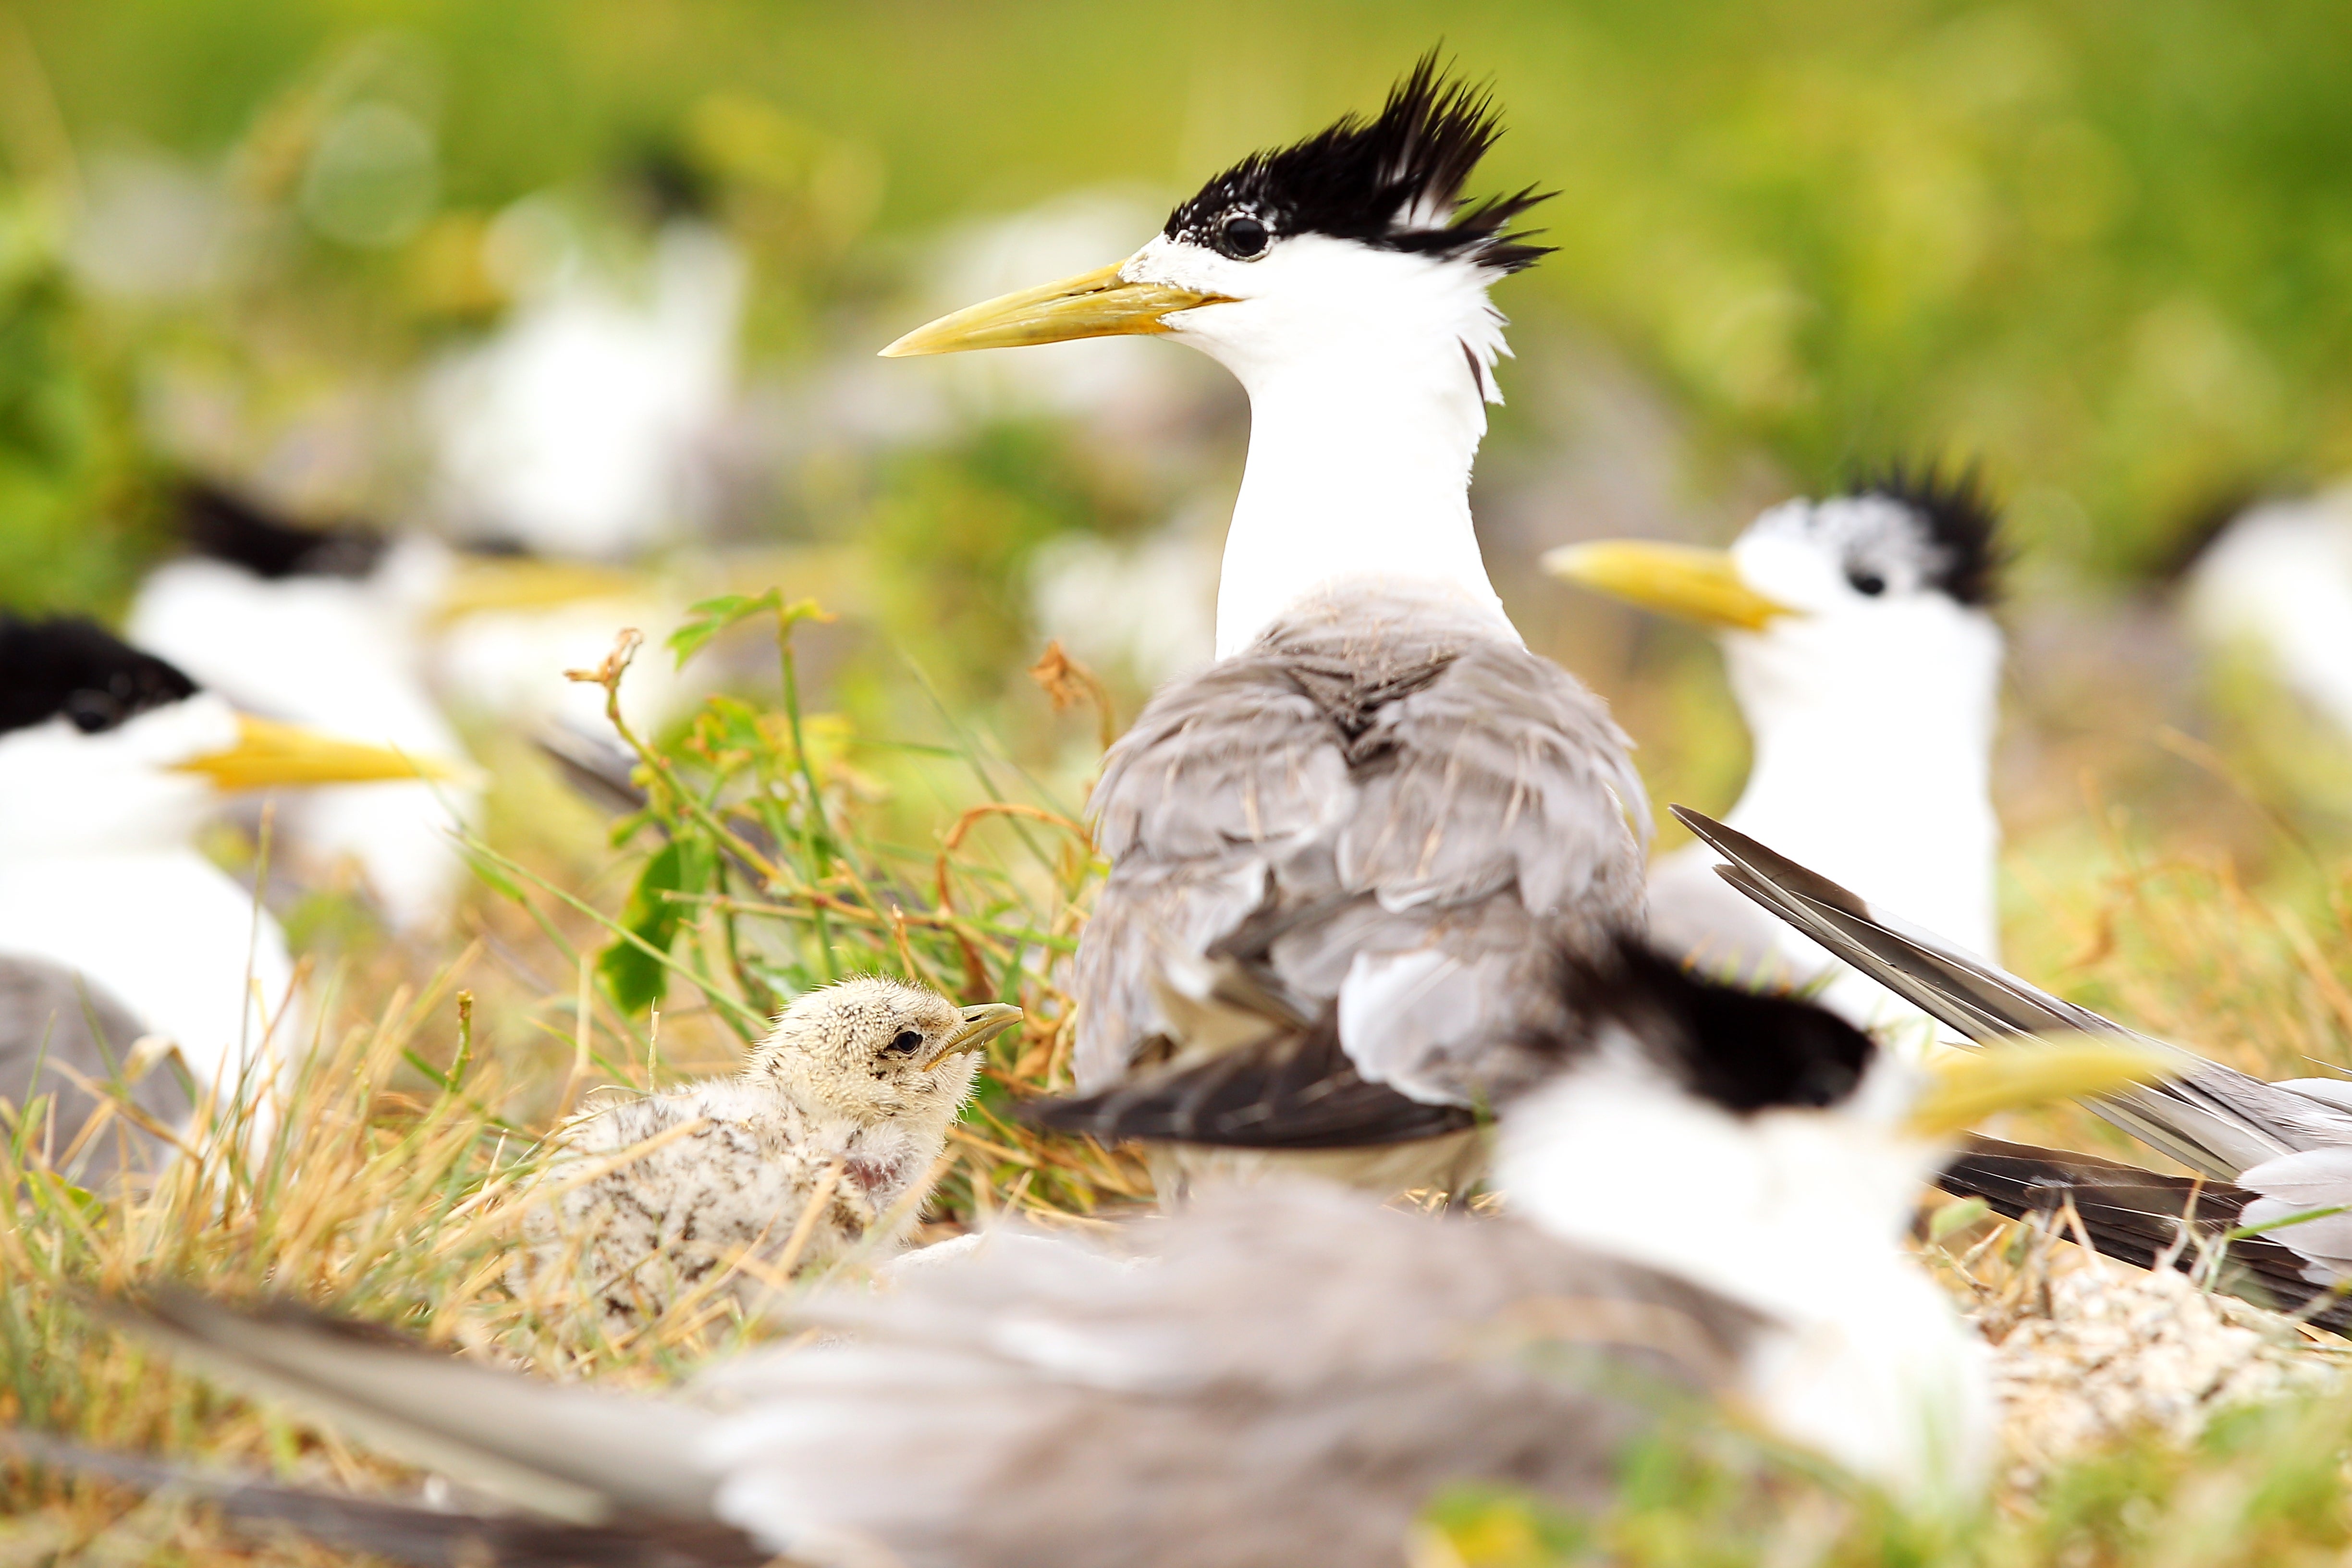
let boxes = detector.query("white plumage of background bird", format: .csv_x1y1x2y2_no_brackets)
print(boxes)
0,615,461,1143
128,485,480,936
2180,482,2352,743
1546,467,2006,1038
513,978,1022,1333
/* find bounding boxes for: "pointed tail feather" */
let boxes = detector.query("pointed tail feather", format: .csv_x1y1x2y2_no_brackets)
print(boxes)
0,1428,764,1568
1672,808,2352,1182
1938,1136,2352,1331
96,1289,721,1524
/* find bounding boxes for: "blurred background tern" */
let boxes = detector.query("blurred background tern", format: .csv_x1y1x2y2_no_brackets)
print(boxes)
1548,467,2005,1041
0,616,462,1159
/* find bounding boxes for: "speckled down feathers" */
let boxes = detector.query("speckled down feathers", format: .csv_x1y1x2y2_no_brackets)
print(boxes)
512,979,983,1331
1074,584,1648,1127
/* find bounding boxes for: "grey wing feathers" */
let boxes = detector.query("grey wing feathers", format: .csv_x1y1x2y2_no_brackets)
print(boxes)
1673,807,2352,1183
1076,588,1648,1116
709,1181,1760,1568
0,1429,764,1568
0,955,189,1183
98,1290,722,1525
87,1187,1761,1568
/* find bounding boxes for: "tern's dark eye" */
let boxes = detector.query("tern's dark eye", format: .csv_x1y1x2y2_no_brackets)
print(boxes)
887,1029,925,1054
1217,212,1270,259
1846,569,1887,597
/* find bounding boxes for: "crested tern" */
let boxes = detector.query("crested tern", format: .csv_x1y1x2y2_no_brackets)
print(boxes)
1676,806,2352,1324
1546,466,2005,1036
512,978,1020,1333
21,945,2159,1564
0,615,459,1155
884,60,1648,1183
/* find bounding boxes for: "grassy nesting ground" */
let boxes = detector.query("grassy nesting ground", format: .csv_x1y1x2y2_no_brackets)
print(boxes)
5,611,2352,1567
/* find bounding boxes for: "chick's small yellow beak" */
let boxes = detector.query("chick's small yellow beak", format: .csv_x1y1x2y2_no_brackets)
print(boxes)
174,715,467,793
1541,541,1796,632
919,1003,1025,1069
1905,1040,2174,1139
880,262,1230,357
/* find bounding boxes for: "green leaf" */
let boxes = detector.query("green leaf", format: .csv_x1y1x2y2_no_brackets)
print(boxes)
598,836,718,1013
668,589,781,668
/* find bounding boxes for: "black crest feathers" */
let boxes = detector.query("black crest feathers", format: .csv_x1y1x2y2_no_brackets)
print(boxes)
1551,940,1875,1116
1852,461,2006,608
0,616,198,739
179,484,388,581
1164,54,1551,272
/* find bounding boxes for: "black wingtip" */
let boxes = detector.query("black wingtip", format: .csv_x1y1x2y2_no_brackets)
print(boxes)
1020,1021,1480,1151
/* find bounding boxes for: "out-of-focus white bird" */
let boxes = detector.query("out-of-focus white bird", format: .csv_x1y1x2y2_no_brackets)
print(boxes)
423,210,745,562
2180,483,2352,740
514,979,1020,1332
0,616,461,1139
129,485,478,935
48,941,2165,1566
1546,468,2006,1038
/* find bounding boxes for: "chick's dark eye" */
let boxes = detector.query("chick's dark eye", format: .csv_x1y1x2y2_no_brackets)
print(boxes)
888,1029,925,1054
1847,570,1887,597
1218,213,1269,259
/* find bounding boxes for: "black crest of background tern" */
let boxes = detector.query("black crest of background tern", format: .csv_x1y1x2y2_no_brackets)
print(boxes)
179,483,389,581
0,615,196,738
1850,460,2006,608
1163,54,1552,272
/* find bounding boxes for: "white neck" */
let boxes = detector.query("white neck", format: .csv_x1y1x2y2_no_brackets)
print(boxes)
1722,602,2004,958
1496,1054,1991,1504
1213,346,1508,655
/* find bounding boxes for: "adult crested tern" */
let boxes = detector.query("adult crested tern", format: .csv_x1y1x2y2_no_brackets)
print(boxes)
1675,806,2352,1323
1546,467,2005,1035
129,484,480,935
22,947,2157,1564
886,60,1648,1173
512,979,1021,1332
0,615,458,1158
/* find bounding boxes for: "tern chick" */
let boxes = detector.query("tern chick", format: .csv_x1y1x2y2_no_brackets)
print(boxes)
513,978,1020,1332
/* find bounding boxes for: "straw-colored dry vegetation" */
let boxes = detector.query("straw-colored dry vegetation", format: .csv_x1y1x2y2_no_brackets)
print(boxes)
12,2,2352,1561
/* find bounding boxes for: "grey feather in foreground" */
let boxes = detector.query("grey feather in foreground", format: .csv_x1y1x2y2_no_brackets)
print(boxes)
1679,806,2352,1306
1070,585,1649,1151
57,1185,1760,1568
0,953,191,1185
511,978,1018,1332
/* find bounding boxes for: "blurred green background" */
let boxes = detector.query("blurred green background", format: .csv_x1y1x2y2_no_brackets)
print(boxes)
13,0,2352,582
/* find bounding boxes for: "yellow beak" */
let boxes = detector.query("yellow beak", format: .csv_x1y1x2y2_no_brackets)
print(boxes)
1905,1040,2174,1139
880,261,1231,358
918,1003,1026,1069
435,557,642,623
173,715,467,793
1541,541,1796,632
